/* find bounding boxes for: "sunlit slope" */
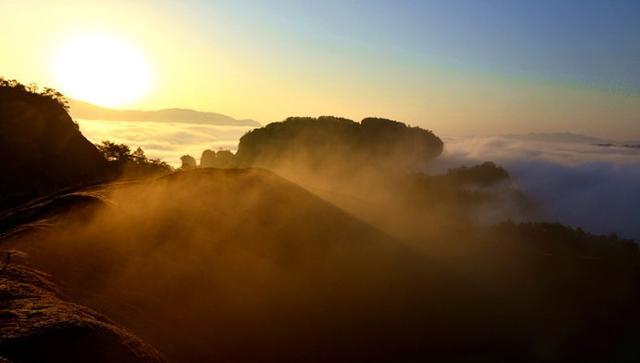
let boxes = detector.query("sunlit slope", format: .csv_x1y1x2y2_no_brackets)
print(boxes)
5,168,518,363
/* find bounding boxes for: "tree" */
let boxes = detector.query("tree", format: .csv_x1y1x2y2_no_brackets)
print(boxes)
132,147,147,164
148,158,172,170
0,77,69,111
95,140,173,175
96,141,132,162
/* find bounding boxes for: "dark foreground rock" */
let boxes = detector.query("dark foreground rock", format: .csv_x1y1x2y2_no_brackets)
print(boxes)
0,258,164,363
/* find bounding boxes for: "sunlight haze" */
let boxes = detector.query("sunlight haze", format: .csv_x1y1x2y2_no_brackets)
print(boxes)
52,34,151,107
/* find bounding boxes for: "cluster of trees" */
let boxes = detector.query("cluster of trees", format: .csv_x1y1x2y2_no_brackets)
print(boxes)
445,161,510,186
0,77,69,112
96,141,172,175
493,221,638,260
401,164,527,214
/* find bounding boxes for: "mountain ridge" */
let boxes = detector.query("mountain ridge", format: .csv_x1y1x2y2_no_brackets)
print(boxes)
68,99,261,127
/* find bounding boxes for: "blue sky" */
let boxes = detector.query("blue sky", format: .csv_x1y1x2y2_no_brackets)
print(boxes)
194,0,640,93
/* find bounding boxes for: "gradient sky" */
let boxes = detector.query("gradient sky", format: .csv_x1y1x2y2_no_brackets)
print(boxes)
1,0,639,138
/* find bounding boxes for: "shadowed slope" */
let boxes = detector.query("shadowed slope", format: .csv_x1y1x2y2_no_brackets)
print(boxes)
0,80,109,209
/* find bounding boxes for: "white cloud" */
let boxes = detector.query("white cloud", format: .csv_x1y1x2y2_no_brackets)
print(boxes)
434,135,640,240
77,119,255,166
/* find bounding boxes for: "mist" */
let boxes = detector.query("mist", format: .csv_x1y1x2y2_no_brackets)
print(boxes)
4,169,524,362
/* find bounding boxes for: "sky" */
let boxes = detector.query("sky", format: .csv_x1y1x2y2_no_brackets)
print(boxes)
1,0,639,138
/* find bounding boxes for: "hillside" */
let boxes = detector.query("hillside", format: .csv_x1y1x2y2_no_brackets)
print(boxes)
68,99,260,126
0,79,110,209
1,168,508,362
0,168,637,362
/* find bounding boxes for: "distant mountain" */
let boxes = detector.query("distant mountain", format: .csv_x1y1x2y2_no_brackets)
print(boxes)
501,132,612,145
68,99,261,127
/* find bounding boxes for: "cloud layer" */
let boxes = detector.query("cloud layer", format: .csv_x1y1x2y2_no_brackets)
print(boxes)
78,119,254,166
434,135,640,240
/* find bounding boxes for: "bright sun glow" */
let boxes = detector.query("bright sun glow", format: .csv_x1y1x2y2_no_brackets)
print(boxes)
52,34,151,107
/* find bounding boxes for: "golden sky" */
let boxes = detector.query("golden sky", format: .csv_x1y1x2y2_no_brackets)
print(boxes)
1,0,639,139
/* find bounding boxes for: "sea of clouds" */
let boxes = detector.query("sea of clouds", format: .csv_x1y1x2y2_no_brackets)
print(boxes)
78,119,254,167
432,134,640,241
78,119,640,241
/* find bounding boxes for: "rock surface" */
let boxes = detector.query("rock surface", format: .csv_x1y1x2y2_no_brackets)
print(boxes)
0,259,165,363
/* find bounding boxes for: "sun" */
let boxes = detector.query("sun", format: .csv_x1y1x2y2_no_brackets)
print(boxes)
52,34,151,108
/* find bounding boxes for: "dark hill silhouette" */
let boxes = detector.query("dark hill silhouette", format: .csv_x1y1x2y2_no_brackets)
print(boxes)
68,99,260,126
0,79,110,209
95,141,173,178
235,116,443,171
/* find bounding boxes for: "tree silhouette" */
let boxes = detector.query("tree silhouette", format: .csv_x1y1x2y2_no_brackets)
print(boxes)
95,140,173,174
0,77,69,111
96,141,132,162
132,147,147,164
